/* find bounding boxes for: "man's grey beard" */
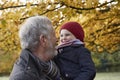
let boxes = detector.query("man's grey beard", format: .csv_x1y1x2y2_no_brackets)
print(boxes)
46,41,57,59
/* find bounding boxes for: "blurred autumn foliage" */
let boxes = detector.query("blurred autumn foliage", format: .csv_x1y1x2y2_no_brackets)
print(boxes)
0,0,120,74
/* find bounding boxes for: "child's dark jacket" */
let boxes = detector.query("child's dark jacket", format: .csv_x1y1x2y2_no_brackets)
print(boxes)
54,44,96,80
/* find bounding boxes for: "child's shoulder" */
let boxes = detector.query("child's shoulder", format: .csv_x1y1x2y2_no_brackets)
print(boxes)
71,44,91,54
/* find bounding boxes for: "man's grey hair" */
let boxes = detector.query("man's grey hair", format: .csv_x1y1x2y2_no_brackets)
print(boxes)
19,16,52,51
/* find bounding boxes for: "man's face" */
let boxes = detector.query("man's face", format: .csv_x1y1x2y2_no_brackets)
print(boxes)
46,28,57,59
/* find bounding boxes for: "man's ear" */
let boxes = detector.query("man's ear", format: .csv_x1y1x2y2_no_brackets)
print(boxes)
39,35,47,47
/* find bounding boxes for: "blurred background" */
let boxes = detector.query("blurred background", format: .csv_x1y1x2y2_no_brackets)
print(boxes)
0,0,120,80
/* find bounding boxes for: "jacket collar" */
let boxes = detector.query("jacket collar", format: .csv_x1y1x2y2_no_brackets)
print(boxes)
19,49,44,73
57,39,84,49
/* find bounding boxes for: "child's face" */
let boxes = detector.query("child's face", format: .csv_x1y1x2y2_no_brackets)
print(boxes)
60,29,76,44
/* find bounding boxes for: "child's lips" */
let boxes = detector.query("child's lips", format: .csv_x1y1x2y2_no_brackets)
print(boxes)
62,40,70,43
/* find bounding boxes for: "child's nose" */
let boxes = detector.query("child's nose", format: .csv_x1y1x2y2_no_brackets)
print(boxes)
62,36,66,40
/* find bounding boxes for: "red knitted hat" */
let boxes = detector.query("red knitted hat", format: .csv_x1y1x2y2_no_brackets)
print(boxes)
60,22,84,42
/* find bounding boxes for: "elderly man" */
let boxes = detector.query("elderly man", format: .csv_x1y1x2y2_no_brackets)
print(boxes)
10,16,61,80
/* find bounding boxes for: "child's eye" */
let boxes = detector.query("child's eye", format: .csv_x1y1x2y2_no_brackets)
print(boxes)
60,34,63,37
65,34,70,36
60,34,70,37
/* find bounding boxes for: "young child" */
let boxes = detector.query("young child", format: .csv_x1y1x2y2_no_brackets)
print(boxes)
54,22,96,80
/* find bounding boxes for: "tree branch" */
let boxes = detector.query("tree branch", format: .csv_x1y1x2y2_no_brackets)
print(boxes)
101,26,120,36
20,4,64,20
0,0,115,11
94,17,110,20
0,2,60,10
0,4,39,10
61,0,115,10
